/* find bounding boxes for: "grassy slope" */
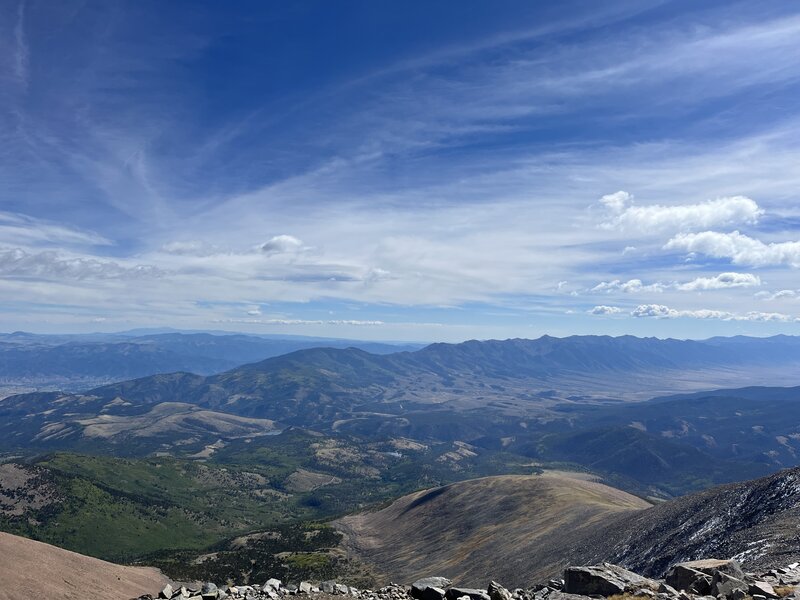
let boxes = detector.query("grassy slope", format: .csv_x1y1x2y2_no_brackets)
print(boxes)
336,472,651,588
0,430,540,582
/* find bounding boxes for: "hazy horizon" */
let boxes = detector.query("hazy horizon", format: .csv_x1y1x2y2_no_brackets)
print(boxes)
3,326,799,346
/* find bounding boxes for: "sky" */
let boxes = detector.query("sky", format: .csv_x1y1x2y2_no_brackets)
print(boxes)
2,0,800,342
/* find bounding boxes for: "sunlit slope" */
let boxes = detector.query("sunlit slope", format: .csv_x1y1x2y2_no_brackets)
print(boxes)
337,472,650,588
0,531,168,600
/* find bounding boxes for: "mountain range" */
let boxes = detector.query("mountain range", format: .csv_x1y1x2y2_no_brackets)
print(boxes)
3,336,800,475
5,333,800,589
0,330,421,393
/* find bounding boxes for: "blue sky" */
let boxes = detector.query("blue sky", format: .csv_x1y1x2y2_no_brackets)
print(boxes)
3,0,800,341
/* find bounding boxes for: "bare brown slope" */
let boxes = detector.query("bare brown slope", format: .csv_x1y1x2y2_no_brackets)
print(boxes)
0,531,169,600
336,472,650,588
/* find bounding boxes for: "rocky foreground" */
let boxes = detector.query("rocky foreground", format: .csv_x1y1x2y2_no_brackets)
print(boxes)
132,558,800,600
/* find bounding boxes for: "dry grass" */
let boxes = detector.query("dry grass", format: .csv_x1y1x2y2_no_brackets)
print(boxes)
608,593,643,600
336,473,650,589
284,468,342,492
774,586,795,598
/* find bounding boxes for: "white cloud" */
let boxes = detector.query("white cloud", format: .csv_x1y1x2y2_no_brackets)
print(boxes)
742,311,796,322
665,230,800,267
0,211,112,247
631,304,733,319
0,247,162,280
600,195,763,233
592,272,759,294
259,235,304,254
631,303,796,322
13,1,28,85
592,279,665,293
161,241,220,256
214,318,384,326
600,191,633,212
756,289,798,301
589,305,623,315
676,272,761,291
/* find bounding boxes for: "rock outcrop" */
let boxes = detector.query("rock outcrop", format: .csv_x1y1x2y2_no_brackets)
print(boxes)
132,558,800,600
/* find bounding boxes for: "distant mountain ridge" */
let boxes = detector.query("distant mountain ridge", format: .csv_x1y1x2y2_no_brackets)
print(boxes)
0,331,422,392
4,335,800,467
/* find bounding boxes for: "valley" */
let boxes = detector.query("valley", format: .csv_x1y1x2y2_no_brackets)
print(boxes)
2,333,800,587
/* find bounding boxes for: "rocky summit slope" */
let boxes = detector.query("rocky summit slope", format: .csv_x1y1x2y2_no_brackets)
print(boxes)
131,558,800,600
335,472,651,587
0,531,168,600
589,464,800,576
337,466,800,588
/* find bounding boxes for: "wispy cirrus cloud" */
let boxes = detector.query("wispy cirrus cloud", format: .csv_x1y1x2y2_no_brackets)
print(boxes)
756,289,799,301
3,2,800,338
213,318,384,326
0,211,111,247
0,247,162,280
12,1,28,86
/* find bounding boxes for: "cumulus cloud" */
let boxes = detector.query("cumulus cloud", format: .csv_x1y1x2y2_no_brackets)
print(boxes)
589,305,623,315
0,247,162,280
665,230,800,267
592,279,665,293
600,194,763,233
676,272,761,290
259,235,304,254
592,272,760,294
631,304,732,319
630,303,796,321
599,191,633,212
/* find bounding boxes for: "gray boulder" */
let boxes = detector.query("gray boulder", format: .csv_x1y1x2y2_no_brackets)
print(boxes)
413,578,453,599
564,563,658,596
421,587,447,600
159,584,174,599
546,592,596,600
679,559,746,581
321,582,337,595
445,588,491,600
299,582,313,594
712,571,748,598
200,582,218,600
658,582,679,597
488,582,513,600
750,581,780,598
665,565,712,594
